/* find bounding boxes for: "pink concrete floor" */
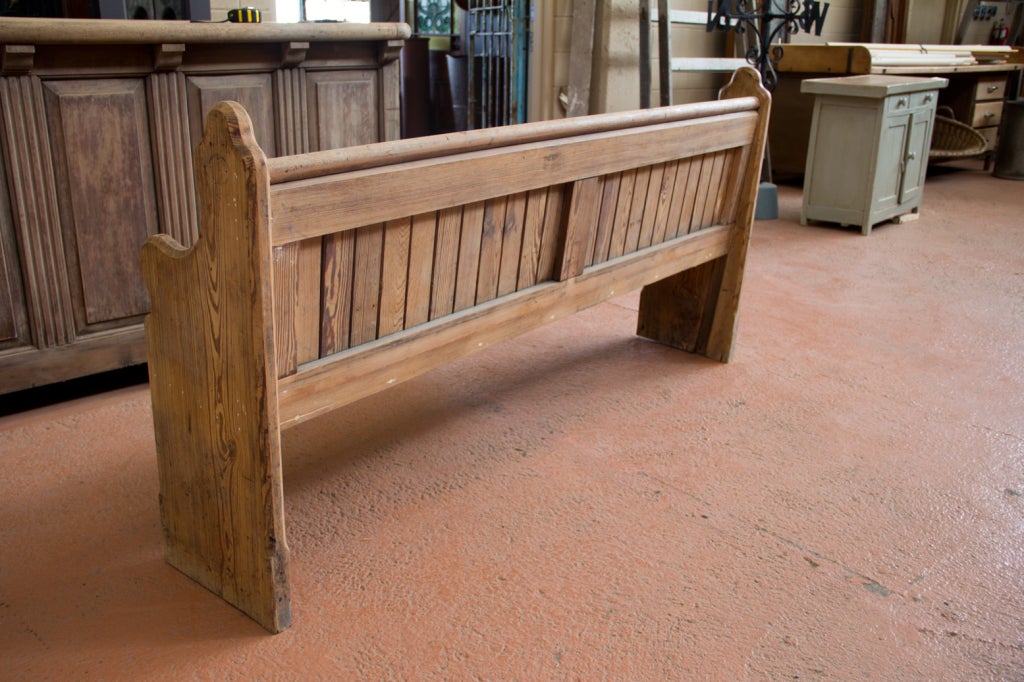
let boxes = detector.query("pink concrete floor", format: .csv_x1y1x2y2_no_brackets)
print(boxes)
2,163,1022,679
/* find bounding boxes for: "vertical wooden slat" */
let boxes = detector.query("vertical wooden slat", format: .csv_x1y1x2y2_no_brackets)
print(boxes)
498,192,527,296
295,238,321,364
320,230,355,355
637,162,666,249
272,243,299,377
623,165,652,254
679,154,706,236
689,153,716,232
716,146,746,224
378,217,411,337
430,206,462,319
590,172,621,265
517,187,549,289
475,196,507,303
666,157,694,238
453,201,485,312
699,151,728,228
349,223,384,346
271,238,320,372
607,169,637,259
559,176,602,280
405,211,437,327
536,184,565,281
651,161,679,245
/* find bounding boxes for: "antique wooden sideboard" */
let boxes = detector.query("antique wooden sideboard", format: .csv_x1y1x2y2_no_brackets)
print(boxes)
0,18,408,394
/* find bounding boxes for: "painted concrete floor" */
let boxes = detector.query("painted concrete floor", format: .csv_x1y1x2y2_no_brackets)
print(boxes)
1,163,1022,680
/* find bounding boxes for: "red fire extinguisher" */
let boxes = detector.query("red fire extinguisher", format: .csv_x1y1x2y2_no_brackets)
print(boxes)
991,19,1009,45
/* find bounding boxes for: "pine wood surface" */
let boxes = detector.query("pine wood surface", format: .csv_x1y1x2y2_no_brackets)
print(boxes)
141,67,770,632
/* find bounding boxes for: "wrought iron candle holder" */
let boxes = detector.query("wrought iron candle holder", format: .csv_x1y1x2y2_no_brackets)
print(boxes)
706,0,830,91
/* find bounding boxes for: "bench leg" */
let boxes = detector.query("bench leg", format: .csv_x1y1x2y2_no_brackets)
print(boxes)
142,101,291,633
637,256,729,358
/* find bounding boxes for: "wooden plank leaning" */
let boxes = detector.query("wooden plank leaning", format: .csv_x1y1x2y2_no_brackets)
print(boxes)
141,67,770,633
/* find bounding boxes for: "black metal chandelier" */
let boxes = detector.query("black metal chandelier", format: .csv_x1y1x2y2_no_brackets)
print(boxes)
706,0,830,90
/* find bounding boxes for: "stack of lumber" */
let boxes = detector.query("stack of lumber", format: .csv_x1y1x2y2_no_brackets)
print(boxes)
828,43,1015,67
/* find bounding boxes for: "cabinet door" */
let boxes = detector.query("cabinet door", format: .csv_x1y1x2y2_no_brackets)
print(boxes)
43,78,159,333
306,70,380,151
898,110,932,206
186,73,276,157
874,112,910,213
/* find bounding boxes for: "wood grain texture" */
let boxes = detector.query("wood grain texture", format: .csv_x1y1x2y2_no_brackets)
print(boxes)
637,67,770,361
143,67,771,634
319,230,355,355
270,113,758,245
45,78,160,331
274,68,308,156
453,201,484,312
590,172,621,266
430,206,462,320
475,197,508,304
608,169,637,259
349,223,384,346
702,68,771,361
279,225,733,426
140,101,290,633
0,75,73,347
306,70,379,151
148,70,198,246
405,212,437,328
517,188,549,289
378,217,411,337
497,193,527,297
559,177,603,280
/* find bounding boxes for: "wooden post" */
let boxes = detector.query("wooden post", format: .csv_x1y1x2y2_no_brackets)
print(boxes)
140,101,291,632
565,0,597,117
639,1,651,108
657,0,671,106
636,67,770,361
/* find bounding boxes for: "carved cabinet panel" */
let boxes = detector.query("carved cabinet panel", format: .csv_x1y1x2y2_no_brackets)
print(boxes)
44,78,159,332
0,22,404,394
307,70,380,150
186,73,277,157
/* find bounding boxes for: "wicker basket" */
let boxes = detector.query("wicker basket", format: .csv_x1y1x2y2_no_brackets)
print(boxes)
929,106,988,162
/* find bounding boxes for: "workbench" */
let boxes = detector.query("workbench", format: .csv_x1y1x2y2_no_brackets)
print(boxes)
768,43,1024,178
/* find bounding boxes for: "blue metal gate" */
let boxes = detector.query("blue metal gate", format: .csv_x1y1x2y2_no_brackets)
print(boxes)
465,0,529,128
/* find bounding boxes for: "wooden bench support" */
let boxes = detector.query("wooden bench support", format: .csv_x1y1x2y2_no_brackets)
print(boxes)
142,67,770,632
141,106,291,632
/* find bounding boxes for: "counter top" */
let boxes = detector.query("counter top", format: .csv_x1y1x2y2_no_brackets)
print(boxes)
0,17,411,45
801,74,949,98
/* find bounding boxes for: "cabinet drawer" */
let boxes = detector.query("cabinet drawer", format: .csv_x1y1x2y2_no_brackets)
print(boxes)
972,100,1003,128
975,76,1007,102
885,90,938,114
912,90,938,109
979,126,999,151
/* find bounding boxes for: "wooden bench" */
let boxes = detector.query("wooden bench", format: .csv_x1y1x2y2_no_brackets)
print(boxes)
141,67,770,633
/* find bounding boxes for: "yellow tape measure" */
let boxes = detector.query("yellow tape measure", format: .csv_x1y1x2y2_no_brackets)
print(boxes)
227,7,261,23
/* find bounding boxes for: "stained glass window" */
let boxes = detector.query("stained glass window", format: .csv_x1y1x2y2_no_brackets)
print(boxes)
415,0,452,35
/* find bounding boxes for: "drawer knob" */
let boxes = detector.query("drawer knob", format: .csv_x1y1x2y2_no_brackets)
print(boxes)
897,97,908,107
924,94,933,103
985,111,995,118
907,151,917,161
988,85,1000,93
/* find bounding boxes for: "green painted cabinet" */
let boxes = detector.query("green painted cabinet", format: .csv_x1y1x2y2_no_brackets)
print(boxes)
799,75,948,235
